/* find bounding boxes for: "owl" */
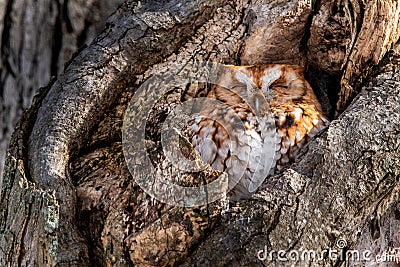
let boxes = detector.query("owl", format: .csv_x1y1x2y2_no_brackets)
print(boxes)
185,64,329,201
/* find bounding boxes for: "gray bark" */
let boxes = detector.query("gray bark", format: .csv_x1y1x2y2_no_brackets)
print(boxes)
0,0,125,185
1,0,400,266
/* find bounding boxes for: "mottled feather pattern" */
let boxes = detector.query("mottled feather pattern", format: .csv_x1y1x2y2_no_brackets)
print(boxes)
186,64,329,200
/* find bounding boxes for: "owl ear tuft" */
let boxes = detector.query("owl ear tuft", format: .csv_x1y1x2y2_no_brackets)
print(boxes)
225,65,253,69
292,65,305,76
225,65,253,73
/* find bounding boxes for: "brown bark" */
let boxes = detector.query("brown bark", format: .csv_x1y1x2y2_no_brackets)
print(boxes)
183,48,400,266
335,0,400,112
1,0,400,266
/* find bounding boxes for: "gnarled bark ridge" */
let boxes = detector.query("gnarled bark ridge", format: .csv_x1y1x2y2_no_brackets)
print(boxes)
1,0,399,266
0,0,125,184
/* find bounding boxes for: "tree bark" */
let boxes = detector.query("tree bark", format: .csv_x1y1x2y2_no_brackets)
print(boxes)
183,48,400,266
0,0,125,185
1,0,400,266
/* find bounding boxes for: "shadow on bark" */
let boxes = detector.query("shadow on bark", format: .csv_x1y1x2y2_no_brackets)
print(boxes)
1,0,400,266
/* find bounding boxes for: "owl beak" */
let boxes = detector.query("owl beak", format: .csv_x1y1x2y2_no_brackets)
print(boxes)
250,92,268,114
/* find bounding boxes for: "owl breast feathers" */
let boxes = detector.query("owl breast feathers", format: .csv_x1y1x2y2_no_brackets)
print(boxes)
187,64,329,201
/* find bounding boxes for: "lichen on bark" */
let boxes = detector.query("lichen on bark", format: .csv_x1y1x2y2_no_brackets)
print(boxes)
1,0,400,266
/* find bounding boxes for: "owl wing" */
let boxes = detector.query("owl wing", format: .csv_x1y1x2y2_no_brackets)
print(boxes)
188,66,278,200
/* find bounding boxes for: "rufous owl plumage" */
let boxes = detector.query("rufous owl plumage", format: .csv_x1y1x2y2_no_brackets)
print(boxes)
186,64,329,200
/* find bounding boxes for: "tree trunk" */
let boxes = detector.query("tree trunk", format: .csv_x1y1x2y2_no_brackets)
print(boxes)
0,0,125,185
1,0,400,266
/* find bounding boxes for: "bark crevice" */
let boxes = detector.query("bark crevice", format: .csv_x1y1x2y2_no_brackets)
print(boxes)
1,0,400,266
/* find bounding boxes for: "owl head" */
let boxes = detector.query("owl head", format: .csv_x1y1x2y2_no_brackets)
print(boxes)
221,64,324,115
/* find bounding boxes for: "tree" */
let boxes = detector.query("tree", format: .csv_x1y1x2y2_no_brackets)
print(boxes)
1,0,399,266
0,0,125,185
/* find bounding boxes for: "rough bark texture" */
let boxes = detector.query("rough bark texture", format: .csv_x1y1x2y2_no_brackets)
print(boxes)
1,0,400,266
335,0,400,112
0,0,125,184
183,47,400,266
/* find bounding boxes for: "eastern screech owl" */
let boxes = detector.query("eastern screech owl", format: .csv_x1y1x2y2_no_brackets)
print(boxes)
186,64,329,200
